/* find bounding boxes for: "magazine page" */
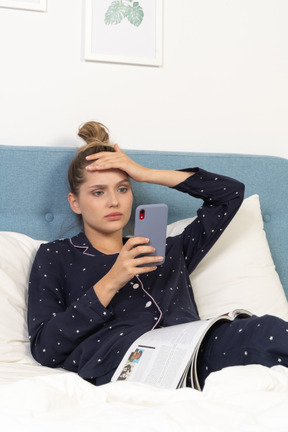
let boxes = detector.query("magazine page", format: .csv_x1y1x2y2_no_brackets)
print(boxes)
112,319,215,389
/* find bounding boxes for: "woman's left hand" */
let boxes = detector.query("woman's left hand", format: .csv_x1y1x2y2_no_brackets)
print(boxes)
85,144,149,183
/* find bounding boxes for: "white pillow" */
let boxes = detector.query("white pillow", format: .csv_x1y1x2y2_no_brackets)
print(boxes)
0,232,44,364
167,195,288,321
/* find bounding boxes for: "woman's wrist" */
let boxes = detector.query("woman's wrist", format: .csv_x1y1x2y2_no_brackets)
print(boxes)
142,169,194,187
93,275,119,308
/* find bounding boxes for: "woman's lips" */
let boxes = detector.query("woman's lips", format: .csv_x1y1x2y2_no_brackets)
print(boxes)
105,212,123,221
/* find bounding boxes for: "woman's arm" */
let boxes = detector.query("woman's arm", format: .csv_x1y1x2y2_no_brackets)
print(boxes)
85,144,195,187
169,168,245,274
28,243,115,367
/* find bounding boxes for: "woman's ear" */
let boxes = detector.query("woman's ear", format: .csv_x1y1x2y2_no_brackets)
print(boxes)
68,193,82,215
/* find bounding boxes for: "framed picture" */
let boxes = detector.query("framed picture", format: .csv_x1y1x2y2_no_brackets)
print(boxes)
85,0,163,67
0,0,46,12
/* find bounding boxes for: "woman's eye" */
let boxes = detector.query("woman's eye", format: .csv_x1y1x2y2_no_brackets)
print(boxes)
118,187,128,193
93,191,103,197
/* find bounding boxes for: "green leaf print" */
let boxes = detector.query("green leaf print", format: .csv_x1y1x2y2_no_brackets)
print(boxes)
126,2,144,27
104,1,127,25
104,0,144,27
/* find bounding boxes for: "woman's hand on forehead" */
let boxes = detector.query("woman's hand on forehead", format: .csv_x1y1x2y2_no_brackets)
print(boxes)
85,144,150,183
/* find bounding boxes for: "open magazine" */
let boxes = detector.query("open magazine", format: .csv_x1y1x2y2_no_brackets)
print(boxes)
112,309,252,390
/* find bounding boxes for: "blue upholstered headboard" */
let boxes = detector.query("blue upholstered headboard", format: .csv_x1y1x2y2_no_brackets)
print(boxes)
0,145,287,296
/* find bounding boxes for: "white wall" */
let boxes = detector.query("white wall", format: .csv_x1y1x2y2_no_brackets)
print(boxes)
0,0,287,158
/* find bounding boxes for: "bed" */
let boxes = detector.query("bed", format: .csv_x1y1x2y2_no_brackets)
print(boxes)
1,144,288,432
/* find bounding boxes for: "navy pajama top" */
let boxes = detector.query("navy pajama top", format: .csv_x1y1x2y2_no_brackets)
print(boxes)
27,168,245,384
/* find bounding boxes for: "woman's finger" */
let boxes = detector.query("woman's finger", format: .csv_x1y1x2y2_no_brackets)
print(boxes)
134,255,164,266
113,143,122,153
124,237,150,250
86,154,126,171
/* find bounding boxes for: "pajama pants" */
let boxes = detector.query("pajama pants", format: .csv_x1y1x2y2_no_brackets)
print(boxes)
197,314,288,389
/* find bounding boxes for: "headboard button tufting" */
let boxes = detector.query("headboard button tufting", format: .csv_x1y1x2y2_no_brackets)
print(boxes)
45,213,54,223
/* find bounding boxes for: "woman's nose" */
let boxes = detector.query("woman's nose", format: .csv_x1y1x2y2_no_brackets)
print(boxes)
107,192,119,207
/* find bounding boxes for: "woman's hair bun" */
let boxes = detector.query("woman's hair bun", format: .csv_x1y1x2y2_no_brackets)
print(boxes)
78,121,110,146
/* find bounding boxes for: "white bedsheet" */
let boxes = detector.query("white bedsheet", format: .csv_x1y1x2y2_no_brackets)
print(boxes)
0,363,288,432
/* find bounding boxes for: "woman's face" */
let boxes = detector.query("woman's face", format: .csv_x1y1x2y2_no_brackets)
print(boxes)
68,168,133,237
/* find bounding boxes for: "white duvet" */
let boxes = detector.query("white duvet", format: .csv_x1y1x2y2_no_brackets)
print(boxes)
1,363,288,432
1,218,288,431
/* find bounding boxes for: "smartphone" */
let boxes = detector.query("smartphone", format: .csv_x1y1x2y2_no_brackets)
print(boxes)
134,203,168,266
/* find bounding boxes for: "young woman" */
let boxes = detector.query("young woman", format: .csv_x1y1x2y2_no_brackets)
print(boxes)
28,121,288,388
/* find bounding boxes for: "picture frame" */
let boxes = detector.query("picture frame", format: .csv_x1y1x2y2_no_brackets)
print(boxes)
0,0,46,12
85,0,163,67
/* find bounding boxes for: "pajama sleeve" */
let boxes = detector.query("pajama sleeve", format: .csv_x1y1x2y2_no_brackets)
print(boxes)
27,243,113,367
171,167,245,274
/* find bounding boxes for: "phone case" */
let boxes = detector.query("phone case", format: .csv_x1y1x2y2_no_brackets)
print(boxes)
134,203,168,266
